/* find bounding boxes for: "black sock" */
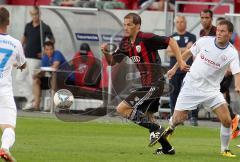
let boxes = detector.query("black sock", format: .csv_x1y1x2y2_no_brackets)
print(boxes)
158,137,172,151
138,122,160,133
130,109,160,132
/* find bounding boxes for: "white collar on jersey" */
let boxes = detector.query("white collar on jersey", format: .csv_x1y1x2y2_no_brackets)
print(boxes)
214,38,229,50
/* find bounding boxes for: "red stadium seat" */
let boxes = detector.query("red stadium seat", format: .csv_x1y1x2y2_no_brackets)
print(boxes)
7,0,51,5
210,0,232,14
182,0,210,13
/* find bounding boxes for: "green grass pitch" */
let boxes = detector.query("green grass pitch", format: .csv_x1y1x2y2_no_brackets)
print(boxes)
7,116,240,162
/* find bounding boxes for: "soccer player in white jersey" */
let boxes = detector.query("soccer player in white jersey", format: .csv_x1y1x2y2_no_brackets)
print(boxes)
155,20,240,157
0,7,26,162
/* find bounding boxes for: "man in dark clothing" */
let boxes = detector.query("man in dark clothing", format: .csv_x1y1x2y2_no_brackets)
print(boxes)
199,9,216,37
20,6,55,110
167,15,196,116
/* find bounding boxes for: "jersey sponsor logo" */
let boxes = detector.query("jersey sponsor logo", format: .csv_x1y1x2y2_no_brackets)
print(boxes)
130,56,141,63
200,54,220,68
136,45,141,53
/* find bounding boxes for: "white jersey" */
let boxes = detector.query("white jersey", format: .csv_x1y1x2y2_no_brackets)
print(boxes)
0,34,25,96
187,36,240,92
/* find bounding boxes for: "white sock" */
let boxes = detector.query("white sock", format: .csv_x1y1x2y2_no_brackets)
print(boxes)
1,128,15,150
169,116,176,129
220,124,231,152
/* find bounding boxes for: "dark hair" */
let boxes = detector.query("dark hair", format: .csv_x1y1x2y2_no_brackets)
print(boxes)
43,41,54,48
0,7,9,27
200,9,213,18
216,17,225,22
79,43,91,55
217,20,234,32
124,13,141,25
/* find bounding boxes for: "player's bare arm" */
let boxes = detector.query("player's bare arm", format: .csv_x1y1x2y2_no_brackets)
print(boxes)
167,49,192,79
166,41,193,56
234,72,240,94
168,38,189,71
101,43,116,66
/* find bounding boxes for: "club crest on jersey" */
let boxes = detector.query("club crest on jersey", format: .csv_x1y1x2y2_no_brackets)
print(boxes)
130,56,141,63
136,45,141,53
221,55,227,62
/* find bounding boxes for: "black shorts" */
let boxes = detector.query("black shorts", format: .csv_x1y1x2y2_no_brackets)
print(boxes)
220,75,233,93
124,82,164,113
40,77,50,90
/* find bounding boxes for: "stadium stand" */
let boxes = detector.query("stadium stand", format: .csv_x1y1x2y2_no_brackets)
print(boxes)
7,0,51,5
179,0,234,14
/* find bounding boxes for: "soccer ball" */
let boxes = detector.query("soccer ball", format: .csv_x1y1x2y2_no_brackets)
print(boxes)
54,89,74,109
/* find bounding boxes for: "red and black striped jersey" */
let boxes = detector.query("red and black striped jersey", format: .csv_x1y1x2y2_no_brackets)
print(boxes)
113,31,170,86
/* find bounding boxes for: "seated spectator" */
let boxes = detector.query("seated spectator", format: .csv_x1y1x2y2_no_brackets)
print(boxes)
72,43,101,87
25,41,67,111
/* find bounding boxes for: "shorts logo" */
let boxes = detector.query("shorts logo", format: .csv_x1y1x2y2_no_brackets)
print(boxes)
136,45,141,53
130,56,141,63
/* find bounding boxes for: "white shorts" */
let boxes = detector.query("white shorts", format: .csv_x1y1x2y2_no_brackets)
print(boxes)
0,95,17,127
175,78,226,112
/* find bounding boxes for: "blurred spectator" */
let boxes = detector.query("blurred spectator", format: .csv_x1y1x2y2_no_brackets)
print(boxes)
72,43,101,87
101,0,125,9
117,0,138,9
58,0,78,6
20,6,55,110
26,41,67,111
199,9,216,37
0,0,6,4
166,15,196,116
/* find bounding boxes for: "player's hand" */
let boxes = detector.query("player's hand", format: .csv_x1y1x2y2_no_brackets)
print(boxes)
179,61,190,72
17,62,26,71
167,69,176,80
101,43,117,55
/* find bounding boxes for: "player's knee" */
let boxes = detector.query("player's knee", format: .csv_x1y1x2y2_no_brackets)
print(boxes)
0,124,15,131
116,105,125,115
222,119,231,128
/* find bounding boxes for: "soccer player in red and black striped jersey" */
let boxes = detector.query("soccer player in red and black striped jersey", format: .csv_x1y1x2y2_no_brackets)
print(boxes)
101,13,189,155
